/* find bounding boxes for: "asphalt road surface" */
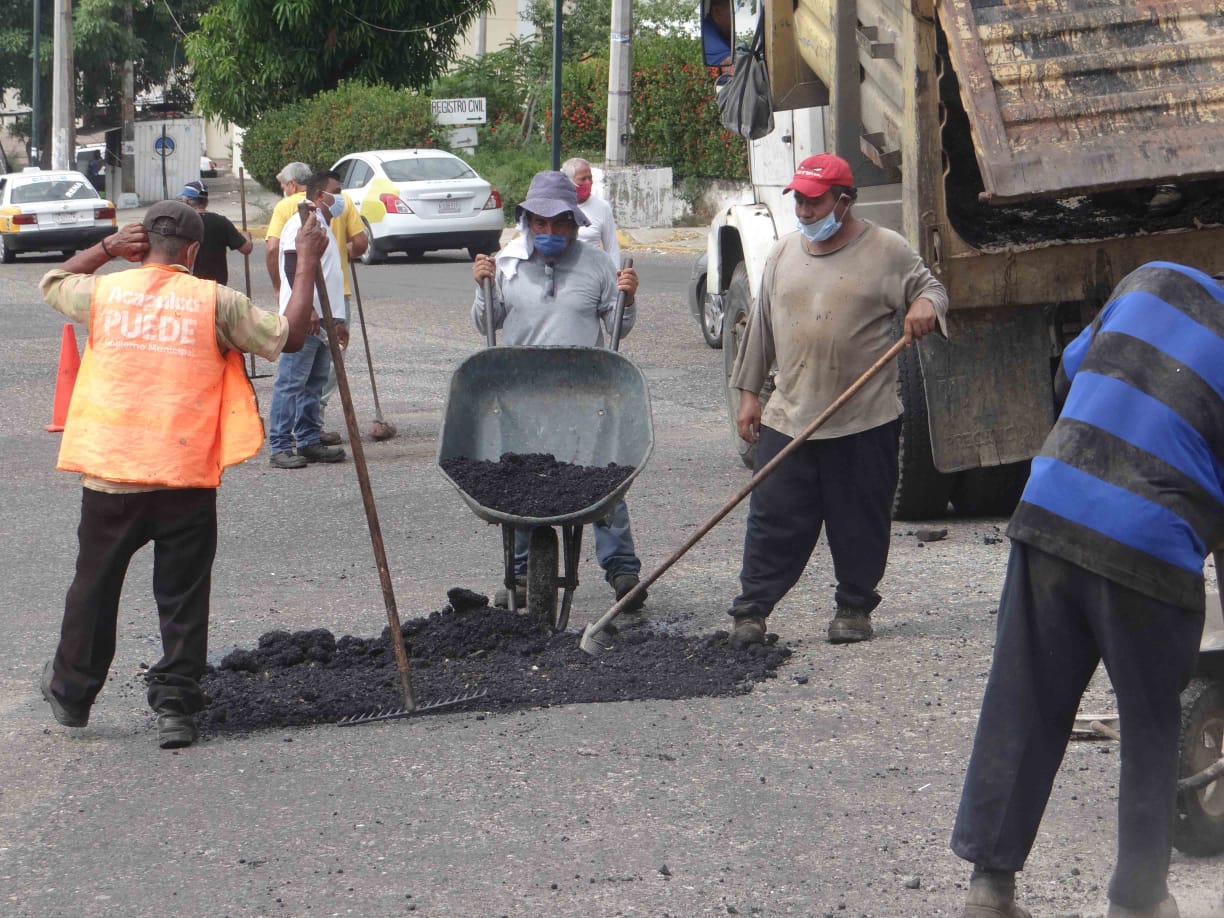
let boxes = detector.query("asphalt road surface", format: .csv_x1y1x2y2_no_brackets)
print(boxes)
1,243,1221,917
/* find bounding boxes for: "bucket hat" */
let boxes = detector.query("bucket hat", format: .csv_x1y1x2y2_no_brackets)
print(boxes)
515,170,590,226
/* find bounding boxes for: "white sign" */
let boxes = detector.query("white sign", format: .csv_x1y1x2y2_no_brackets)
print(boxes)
448,127,479,150
431,97,487,126
121,141,135,155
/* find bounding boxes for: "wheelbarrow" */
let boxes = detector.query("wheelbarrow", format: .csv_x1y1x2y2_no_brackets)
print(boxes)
436,267,653,632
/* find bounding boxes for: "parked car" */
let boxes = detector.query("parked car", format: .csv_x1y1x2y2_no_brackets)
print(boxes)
0,168,116,263
331,149,503,263
687,252,726,348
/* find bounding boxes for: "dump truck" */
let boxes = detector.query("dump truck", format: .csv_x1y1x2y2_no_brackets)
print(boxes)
693,0,1224,518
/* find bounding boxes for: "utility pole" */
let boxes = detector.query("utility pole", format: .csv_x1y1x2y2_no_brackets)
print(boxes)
121,2,136,206
550,0,563,170
605,0,632,166
31,0,41,166
50,0,73,170
475,13,487,57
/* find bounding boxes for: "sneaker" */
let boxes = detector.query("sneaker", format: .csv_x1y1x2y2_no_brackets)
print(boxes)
269,450,307,469
729,613,767,649
40,661,89,727
319,430,342,446
827,607,873,644
156,711,199,750
612,574,647,612
962,870,1031,918
1106,896,1180,918
1147,184,1183,216
298,442,346,463
493,577,527,609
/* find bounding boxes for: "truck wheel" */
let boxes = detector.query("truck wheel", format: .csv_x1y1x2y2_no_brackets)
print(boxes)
892,343,953,519
723,263,767,469
526,527,560,630
950,461,1030,518
698,275,724,349
1174,677,1224,856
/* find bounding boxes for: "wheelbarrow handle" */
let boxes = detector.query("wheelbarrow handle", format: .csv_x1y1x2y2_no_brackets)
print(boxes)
609,256,634,353
482,276,496,348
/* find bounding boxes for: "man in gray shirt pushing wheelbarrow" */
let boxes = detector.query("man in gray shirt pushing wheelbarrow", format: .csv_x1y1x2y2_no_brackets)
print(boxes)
471,170,646,611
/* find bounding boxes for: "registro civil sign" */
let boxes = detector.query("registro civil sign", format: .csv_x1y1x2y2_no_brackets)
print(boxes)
431,97,487,126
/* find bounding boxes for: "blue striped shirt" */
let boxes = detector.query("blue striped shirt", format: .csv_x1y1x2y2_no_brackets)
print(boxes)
1007,262,1224,611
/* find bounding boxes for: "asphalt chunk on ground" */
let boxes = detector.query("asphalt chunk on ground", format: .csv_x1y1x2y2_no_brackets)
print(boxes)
199,588,792,735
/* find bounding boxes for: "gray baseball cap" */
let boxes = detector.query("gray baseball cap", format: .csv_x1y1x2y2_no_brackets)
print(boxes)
515,170,590,226
143,200,204,242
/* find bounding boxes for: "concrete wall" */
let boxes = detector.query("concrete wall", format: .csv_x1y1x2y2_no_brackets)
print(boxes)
600,165,676,228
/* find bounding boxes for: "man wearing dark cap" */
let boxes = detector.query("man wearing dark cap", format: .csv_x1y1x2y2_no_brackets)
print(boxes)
179,180,252,285
470,170,647,610
37,200,330,749
726,153,947,648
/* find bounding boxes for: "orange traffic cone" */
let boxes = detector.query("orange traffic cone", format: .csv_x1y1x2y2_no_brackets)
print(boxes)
45,323,81,432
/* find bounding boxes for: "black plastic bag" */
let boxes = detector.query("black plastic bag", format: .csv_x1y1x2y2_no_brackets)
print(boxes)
716,17,774,141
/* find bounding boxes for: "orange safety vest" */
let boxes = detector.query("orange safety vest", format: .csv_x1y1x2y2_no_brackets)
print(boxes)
57,264,264,488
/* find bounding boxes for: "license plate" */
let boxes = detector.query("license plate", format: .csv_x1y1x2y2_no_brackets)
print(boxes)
53,212,81,225
437,199,461,214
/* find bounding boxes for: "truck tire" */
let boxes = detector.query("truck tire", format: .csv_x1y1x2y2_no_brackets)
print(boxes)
698,274,724,349
950,461,1030,518
892,343,953,520
1174,677,1224,856
723,263,767,469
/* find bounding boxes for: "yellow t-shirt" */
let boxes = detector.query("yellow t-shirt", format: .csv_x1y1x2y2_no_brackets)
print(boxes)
267,191,364,296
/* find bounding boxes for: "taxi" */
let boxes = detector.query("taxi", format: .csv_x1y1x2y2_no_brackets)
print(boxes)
0,168,116,263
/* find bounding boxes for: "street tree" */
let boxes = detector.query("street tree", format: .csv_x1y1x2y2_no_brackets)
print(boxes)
187,0,494,127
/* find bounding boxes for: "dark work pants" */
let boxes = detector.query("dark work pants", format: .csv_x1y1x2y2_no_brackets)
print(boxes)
732,421,899,618
951,542,1203,909
50,487,218,715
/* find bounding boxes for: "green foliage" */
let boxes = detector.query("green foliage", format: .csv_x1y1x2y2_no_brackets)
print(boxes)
628,33,747,180
188,0,494,127
242,81,437,191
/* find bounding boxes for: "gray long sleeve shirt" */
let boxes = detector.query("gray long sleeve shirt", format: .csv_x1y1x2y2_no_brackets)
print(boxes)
472,241,636,347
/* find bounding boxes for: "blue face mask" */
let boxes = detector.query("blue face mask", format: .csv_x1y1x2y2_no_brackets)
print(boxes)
793,210,842,242
797,209,841,243
533,233,568,257
324,192,345,220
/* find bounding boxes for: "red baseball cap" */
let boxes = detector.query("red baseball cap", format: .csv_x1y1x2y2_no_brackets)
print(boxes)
783,153,855,197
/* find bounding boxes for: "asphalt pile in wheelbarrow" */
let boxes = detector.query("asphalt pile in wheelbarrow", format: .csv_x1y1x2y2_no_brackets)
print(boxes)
198,588,791,735
441,452,634,517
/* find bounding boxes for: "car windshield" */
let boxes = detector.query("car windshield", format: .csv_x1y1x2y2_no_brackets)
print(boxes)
382,157,476,182
11,179,99,204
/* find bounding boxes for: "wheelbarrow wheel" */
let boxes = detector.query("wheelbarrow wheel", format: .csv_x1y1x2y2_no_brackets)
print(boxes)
526,527,560,630
1174,677,1224,856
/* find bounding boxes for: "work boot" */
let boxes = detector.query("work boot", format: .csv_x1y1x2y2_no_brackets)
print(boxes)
827,606,873,644
962,870,1031,918
40,661,90,728
729,613,767,649
1106,896,1180,918
318,430,342,446
156,711,198,750
494,577,527,609
1146,185,1183,216
612,574,647,612
298,442,346,463
269,451,307,470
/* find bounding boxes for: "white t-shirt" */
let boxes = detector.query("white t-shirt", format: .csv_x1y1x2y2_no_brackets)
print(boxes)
277,209,346,323
577,194,620,266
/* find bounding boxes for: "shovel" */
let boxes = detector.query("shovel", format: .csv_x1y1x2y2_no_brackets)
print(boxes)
580,337,909,655
293,203,485,722
348,260,397,441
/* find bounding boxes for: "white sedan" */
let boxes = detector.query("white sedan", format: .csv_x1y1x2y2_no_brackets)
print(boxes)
331,149,504,263
0,169,116,263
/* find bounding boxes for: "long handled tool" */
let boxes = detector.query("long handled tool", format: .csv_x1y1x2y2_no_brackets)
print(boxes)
348,261,396,441
238,168,270,379
580,336,909,655
291,204,484,723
